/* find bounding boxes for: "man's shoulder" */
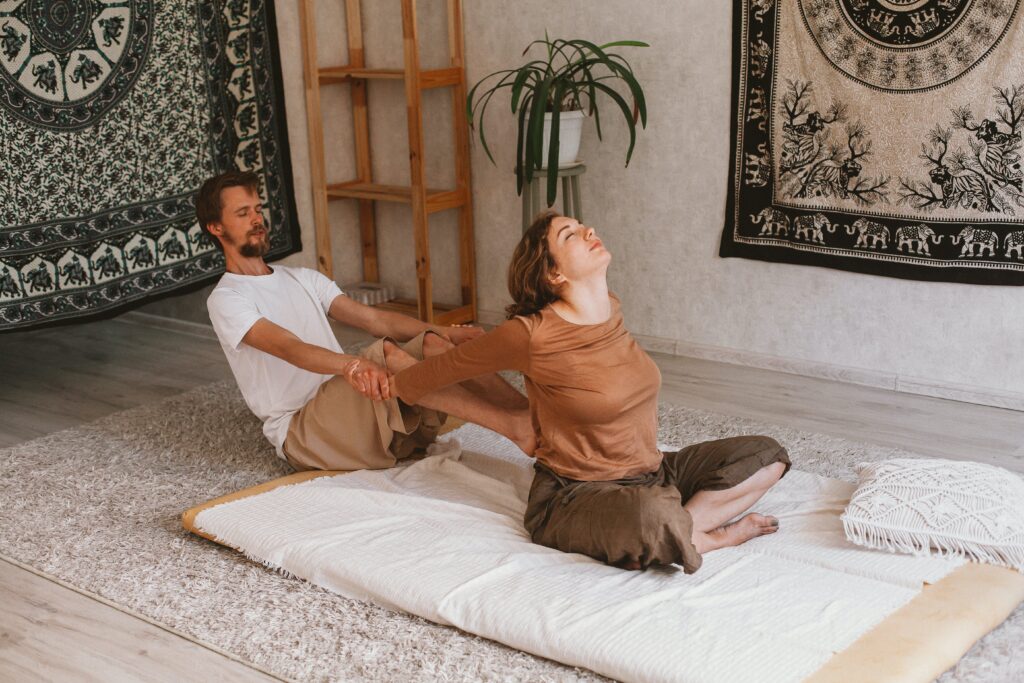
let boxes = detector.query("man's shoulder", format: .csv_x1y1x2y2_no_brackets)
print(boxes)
275,265,334,290
275,264,318,278
207,273,238,302
207,270,275,308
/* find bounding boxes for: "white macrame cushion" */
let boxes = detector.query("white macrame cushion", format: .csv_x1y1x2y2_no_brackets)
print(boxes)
842,458,1024,572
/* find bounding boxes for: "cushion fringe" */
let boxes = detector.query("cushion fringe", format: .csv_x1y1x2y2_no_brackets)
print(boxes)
842,516,1024,573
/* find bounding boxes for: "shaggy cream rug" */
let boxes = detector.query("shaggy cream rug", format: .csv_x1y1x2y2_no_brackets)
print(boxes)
0,380,1020,682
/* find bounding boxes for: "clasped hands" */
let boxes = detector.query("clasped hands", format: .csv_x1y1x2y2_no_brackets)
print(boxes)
342,324,483,401
342,356,392,400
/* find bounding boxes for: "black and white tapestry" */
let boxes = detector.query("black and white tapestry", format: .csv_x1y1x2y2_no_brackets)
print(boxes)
0,0,301,331
721,0,1024,285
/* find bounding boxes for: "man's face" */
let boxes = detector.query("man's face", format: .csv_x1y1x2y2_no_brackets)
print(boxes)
213,186,269,258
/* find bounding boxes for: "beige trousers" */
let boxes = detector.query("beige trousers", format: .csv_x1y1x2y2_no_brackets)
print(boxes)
282,332,446,471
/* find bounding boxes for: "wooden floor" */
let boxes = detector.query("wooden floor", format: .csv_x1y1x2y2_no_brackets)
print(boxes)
1,315,1022,681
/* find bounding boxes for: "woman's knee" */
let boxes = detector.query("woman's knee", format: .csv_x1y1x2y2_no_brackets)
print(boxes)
748,435,790,470
763,460,787,483
748,435,783,453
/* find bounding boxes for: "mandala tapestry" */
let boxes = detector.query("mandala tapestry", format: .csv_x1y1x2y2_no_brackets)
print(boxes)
0,0,301,331
721,0,1024,285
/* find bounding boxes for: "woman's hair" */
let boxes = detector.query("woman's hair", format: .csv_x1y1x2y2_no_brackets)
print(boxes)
505,210,562,319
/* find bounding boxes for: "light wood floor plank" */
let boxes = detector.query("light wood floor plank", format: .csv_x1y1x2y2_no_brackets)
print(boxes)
0,319,233,449
0,559,281,683
654,354,1024,473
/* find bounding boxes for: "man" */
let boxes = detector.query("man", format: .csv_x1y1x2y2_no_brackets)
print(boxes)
199,170,533,471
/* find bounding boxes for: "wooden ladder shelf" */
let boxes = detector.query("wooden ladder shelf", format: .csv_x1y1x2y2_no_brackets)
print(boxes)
299,0,476,325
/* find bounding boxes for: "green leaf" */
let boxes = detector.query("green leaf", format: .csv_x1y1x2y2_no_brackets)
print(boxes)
475,85,506,164
565,39,613,66
598,40,650,48
515,93,532,194
510,65,542,113
528,76,551,164
604,55,647,127
545,82,567,206
466,68,517,123
590,80,638,164
564,47,598,115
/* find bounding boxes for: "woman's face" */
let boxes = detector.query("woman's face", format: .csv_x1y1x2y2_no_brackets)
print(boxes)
546,216,611,285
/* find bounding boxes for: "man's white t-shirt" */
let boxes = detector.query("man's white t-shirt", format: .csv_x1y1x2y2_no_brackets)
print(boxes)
207,265,345,459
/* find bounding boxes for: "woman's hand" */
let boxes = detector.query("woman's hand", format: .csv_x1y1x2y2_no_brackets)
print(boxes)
444,324,485,345
343,358,392,400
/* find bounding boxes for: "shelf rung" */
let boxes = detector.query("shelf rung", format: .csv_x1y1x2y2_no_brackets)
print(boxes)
426,189,467,214
434,304,475,325
326,181,467,213
419,67,461,89
319,67,403,83
318,66,461,89
327,181,412,203
373,299,474,325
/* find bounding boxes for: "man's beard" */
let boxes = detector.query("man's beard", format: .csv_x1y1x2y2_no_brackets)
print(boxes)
238,231,270,258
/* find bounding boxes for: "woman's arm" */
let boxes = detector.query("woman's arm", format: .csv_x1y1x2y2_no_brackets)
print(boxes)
392,318,531,404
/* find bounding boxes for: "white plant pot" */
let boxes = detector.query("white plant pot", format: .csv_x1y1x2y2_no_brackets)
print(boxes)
541,110,585,169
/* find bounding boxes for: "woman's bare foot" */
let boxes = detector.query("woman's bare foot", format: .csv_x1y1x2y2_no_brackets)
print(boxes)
694,513,779,554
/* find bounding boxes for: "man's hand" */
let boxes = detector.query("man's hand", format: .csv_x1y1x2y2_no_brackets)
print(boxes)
443,324,485,345
343,357,392,400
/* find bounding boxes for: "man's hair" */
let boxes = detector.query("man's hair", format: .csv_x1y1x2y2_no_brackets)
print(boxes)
195,170,261,251
505,210,562,319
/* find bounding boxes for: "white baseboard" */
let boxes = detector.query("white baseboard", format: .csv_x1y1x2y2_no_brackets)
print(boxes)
667,337,897,390
893,377,1024,412
478,308,1024,412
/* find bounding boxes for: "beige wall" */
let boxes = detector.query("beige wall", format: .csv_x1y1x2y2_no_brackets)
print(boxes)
145,1,1022,402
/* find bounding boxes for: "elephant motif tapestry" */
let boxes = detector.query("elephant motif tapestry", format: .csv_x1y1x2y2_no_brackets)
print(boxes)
721,0,1024,285
0,0,301,331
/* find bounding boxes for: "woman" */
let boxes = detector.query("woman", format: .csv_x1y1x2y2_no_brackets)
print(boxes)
391,211,790,572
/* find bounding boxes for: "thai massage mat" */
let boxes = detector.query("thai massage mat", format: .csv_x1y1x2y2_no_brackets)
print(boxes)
722,0,1024,285
0,0,300,331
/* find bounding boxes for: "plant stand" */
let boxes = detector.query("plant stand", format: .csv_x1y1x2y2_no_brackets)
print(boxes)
521,163,586,233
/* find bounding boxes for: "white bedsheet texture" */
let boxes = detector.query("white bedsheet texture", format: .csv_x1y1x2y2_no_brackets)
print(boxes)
196,424,963,683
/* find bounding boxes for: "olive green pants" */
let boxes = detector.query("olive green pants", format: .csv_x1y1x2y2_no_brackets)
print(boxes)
283,331,446,472
524,435,791,572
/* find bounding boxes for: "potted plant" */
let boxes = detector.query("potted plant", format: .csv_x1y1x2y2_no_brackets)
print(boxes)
467,37,649,207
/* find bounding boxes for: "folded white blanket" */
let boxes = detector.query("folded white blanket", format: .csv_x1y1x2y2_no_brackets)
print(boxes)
196,425,962,683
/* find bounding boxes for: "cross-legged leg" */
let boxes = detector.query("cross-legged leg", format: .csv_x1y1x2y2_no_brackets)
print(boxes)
661,435,790,557
684,461,787,554
422,332,529,411
384,340,536,454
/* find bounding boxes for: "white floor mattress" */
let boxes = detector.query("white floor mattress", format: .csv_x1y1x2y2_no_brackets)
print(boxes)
195,425,963,683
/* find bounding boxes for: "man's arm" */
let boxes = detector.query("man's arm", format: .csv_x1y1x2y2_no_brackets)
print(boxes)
327,293,484,344
242,318,391,399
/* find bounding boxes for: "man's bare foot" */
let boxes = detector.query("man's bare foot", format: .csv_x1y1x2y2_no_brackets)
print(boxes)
696,513,778,553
